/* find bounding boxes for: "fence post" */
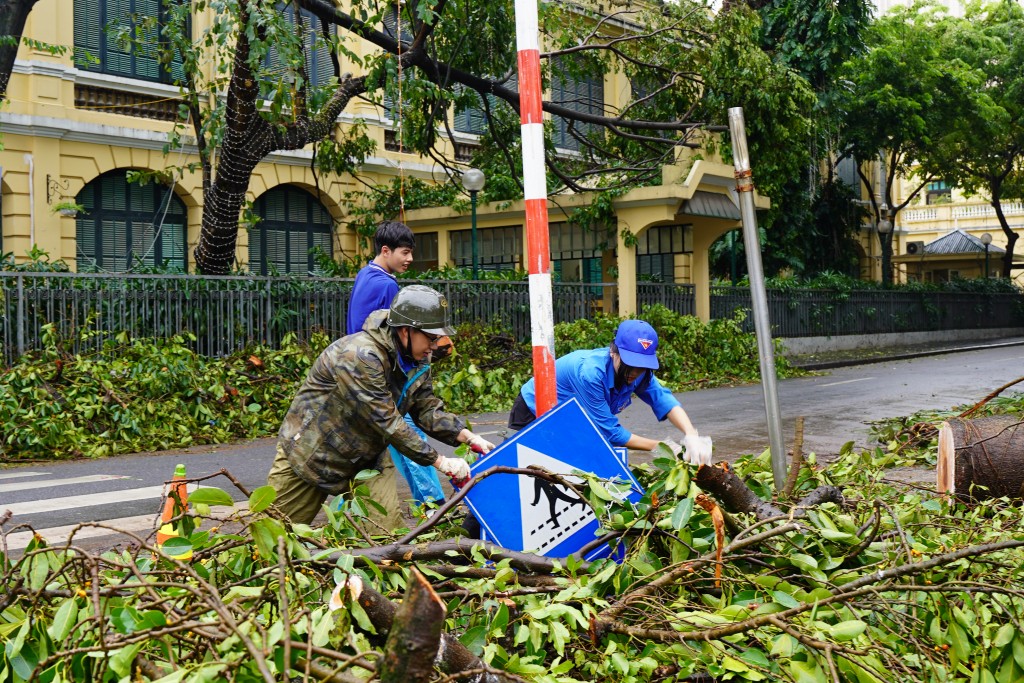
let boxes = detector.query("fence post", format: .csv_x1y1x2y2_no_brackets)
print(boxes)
265,278,273,346
16,274,25,359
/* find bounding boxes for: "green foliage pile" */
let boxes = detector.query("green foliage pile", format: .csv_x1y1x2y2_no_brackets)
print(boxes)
1,307,795,461
0,326,322,461
554,305,801,391
4,428,1024,681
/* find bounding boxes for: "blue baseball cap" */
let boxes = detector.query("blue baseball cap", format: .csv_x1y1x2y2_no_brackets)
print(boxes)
613,320,659,370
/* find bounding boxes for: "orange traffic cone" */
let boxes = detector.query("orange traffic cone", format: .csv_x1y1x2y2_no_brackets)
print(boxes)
156,463,193,560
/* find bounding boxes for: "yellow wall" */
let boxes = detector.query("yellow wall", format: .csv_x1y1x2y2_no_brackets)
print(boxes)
1,0,750,311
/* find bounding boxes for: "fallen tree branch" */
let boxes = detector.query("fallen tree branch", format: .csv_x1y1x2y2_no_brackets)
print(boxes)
598,537,1024,644
343,574,524,683
379,568,445,683
782,416,805,500
321,538,588,574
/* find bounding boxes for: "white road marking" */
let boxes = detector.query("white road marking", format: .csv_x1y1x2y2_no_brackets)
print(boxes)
2,503,249,552
1,484,197,516
819,377,875,388
0,474,132,494
0,471,49,481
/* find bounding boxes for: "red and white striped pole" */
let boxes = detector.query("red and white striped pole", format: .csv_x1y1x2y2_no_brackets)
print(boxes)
514,0,557,415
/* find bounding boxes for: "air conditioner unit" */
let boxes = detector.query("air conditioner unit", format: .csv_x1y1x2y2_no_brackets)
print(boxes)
906,241,926,256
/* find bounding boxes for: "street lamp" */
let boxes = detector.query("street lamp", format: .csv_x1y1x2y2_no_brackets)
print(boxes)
981,232,992,279
877,204,893,285
461,168,486,280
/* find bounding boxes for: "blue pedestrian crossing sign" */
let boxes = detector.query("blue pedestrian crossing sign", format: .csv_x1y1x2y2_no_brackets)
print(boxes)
463,398,644,561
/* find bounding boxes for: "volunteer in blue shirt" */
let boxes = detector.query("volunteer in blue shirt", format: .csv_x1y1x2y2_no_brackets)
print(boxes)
347,221,447,506
509,319,713,465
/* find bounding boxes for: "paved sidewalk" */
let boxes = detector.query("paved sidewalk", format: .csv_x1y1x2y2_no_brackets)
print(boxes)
787,335,1024,371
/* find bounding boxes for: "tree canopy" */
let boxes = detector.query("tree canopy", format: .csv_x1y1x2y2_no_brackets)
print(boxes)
917,0,1024,278
836,1,970,284
88,0,820,273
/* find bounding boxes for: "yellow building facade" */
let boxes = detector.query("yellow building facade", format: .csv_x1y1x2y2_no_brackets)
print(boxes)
1,0,761,318
852,163,1023,285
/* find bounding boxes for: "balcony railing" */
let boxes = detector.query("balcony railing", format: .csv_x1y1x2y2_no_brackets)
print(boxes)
902,202,1024,224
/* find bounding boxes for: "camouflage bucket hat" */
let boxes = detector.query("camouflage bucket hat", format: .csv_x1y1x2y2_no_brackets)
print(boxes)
387,285,456,336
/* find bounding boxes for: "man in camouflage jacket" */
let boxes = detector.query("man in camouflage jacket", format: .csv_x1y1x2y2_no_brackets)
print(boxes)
266,285,495,527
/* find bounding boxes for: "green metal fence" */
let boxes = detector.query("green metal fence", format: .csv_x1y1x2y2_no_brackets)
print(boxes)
707,286,1024,337
0,273,618,364
2,273,1021,364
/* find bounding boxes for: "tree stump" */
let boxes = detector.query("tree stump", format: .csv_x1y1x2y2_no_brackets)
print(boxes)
937,416,1024,499
379,568,445,683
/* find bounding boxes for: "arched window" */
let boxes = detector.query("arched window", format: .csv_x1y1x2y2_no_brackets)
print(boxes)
73,0,185,83
249,186,333,275
76,171,188,272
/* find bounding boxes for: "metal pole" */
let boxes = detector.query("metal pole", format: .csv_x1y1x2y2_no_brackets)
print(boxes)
985,244,989,279
471,190,479,280
728,107,787,490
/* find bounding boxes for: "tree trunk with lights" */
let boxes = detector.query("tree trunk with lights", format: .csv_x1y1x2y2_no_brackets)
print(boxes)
0,0,40,100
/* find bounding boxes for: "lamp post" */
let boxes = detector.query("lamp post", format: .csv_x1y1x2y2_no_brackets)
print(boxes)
877,203,893,285
981,232,992,279
461,168,486,280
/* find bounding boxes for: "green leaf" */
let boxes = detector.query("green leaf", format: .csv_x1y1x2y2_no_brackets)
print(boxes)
348,595,376,634
830,620,867,641
789,553,819,572
671,498,694,530
189,487,235,507
247,402,262,412
248,485,276,513
772,591,801,609
993,623,1014,648
109,643,144,677
790,658,827,683
46,598,79,642
949,621,971,667
461,625,488,655
160,536,193,558
251,518,286,559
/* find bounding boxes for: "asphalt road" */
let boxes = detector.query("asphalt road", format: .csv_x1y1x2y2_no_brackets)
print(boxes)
3,343,1023,552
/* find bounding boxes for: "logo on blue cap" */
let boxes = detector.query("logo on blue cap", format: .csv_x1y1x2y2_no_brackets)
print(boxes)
614,320,660,370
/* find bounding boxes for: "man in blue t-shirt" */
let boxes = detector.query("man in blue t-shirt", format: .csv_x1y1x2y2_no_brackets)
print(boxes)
347,221,446,507
509,319,713,465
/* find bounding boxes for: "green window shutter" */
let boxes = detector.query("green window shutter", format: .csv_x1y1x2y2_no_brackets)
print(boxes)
134,0,162,81
104,0,135,77
247,227,263,274
254,187,331,275
74,0,103,70
265,229,287,273
305,14,332,86
454,88,487,135
160,222,186,271
101,219,128,271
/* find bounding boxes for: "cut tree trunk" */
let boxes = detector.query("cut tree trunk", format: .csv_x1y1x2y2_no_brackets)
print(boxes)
348,574,517,683
937,416,1024,499
378,568,445,683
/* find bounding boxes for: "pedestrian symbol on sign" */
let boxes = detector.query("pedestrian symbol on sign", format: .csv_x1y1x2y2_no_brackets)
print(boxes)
464,399,644,560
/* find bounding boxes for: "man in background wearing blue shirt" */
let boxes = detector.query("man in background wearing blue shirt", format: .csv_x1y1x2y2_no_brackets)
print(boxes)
347,221,446,507
510,319,713,466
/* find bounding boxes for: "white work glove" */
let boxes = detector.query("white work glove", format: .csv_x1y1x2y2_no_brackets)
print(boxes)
467,434,496,454
682,433,714,466
434,455,471,482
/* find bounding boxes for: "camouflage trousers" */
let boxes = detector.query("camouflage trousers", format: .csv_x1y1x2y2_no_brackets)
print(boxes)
266,445,402,531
